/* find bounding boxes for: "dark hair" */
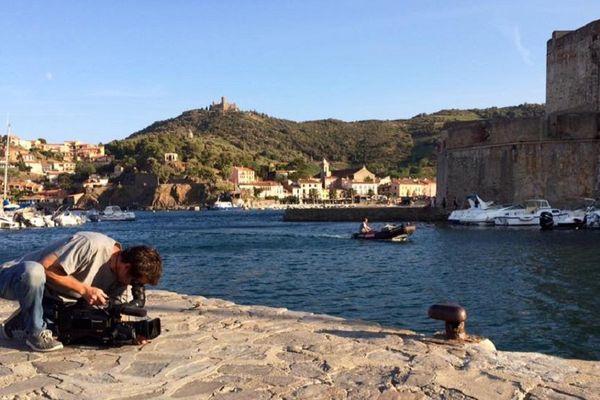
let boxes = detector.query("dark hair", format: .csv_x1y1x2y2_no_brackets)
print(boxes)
120,246,162,285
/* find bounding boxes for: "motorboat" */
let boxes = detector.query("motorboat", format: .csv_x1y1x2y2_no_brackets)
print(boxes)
539,198,594,230
210,198,235,210
212,201,234,209
53,209,88,227
448,194,511,225
584,203,600,229
88,206,135,222
352,223,416,242
0,214,19,229
494,199,565,226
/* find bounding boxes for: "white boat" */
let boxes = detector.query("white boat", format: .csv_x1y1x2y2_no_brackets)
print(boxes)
448,194,512,225
0,214,19,229
210,197,235,210
53,209,87,226
539,198,594,230
494,199,565,226
584,203,600,229
89,205,135,222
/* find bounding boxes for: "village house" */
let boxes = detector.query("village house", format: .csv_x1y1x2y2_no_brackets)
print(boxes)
73,142,105,161
229,166,256,187
164,153,178,162
379,178,437,199
82,174,110,189
5,179,44,193
297,178,327,200
238,181,285,199
318,159,380,197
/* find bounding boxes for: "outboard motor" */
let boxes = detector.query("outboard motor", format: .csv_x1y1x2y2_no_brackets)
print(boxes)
540,211,554,230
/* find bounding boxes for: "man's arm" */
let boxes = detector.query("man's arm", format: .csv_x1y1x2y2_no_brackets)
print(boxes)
40,253,108,305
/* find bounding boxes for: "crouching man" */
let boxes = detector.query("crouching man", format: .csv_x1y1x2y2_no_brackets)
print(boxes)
0,231,162,352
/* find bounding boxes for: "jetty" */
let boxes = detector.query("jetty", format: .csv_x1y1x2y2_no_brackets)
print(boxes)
0,291,598,399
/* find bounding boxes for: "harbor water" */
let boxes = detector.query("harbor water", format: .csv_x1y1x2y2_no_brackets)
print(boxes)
1,210,598,360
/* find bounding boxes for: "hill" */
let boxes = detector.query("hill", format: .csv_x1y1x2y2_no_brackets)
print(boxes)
105,103,544,182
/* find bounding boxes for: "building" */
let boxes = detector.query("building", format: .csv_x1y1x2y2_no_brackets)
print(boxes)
230,166,256,187
5,179,44,193
297,179,326,200
210,96,239,114
165,153,178,162
238,181,285,199
380,178,437,198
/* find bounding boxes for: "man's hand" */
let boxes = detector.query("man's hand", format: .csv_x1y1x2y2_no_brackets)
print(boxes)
82,286,108,305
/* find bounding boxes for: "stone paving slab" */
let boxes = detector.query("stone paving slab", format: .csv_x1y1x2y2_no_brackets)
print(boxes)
0,290,598,400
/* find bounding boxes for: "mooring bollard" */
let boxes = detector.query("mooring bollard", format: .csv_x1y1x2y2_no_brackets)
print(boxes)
428,303,467,340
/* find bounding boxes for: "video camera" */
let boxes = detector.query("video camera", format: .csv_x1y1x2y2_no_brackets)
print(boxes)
48,283,161,346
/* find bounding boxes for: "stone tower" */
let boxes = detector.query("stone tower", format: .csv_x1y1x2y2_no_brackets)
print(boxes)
320,158,331,178
546,19,600,115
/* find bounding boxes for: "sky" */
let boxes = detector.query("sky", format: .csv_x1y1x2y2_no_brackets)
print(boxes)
1,1,599,144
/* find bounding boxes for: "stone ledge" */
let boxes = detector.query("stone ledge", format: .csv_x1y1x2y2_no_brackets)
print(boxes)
0,290,598,399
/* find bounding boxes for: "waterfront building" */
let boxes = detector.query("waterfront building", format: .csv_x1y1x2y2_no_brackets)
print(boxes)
239,181,285,199
379,178,436,198
297,178,327,200
230,166,256,187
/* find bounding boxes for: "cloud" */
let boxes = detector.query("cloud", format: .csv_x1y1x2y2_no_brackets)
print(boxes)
510,25,533,66
45,72,53,80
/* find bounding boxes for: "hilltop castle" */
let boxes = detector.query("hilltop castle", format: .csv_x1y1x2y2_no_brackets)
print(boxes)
209,96,239,114
437,19,600,206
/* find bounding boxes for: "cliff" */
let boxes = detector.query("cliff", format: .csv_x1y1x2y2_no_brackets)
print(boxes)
77,173,209,209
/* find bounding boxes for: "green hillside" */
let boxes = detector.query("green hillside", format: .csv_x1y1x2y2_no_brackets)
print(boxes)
105,103,544,183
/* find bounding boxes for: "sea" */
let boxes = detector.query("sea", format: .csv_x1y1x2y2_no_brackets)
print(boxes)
1,209,599,360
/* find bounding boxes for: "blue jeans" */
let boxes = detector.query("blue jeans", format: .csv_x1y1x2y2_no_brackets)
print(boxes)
0,261,47,335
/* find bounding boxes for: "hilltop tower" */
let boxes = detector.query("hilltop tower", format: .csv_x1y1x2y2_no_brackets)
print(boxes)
210,96,239,114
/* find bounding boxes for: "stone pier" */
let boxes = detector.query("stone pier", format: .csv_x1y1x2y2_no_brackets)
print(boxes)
0,291,598,399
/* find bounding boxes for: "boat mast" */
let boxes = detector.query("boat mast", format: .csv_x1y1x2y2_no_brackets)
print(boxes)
3,118,9,201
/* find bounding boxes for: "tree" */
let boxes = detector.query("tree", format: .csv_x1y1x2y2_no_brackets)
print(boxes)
147,157,170,184
253,187,264,198
74,162,96,182
57,173,74,191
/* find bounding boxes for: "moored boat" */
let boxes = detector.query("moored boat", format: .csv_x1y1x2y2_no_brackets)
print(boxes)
88,206,135,222
539,198,594,230
448,194,511,226
495,199,565,226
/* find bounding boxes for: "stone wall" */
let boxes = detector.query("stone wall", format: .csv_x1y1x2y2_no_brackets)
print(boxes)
546,19,600,115
437,114,600,206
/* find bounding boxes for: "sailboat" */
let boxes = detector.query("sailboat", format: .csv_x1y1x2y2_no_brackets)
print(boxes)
0,120,19,228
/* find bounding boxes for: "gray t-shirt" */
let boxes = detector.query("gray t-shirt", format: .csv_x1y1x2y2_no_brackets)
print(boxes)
2,231,126,301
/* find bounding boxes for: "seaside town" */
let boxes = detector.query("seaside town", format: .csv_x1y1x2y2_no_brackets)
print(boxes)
1,131,437,213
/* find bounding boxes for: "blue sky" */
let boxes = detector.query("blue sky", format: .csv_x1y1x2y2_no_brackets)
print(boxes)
1,1,598,144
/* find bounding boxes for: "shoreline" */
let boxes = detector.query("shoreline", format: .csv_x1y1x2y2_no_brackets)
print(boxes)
0,290,598,399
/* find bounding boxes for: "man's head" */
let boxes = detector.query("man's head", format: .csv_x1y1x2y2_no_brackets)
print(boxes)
119,246,162,286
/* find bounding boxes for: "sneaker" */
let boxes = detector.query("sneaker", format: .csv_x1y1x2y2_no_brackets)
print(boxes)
0,308,25,339
26,330,63,352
